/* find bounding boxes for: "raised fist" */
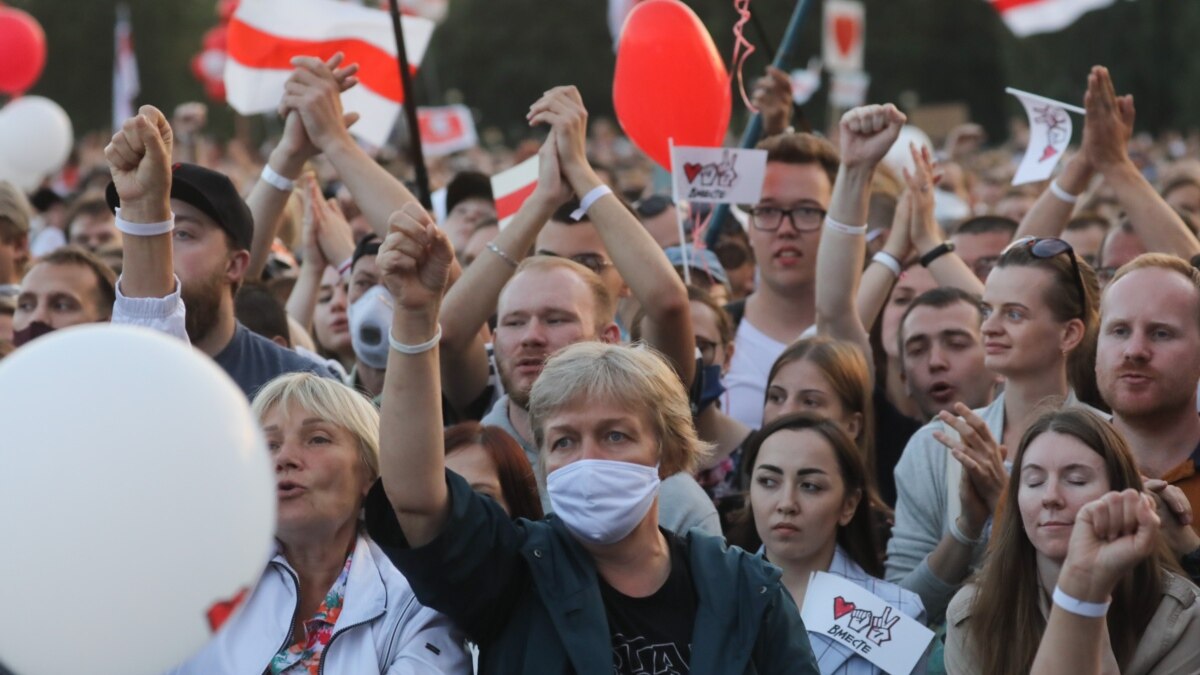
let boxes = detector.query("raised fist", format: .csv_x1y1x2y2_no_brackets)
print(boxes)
377,203,455,312
839,103,907,171
105,105,174,223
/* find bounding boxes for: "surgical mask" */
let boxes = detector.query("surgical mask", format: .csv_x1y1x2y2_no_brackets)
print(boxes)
547,459,661,545
348,285,393,370
13,320,54,348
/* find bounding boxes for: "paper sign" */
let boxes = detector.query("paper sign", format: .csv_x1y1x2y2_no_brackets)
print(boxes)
801,572,934,675
830,71,871,109
417,105,478,157
823,0,865,74
1007,87,1082,185
790,58,823,106
490,155,539,229
669,146,768,204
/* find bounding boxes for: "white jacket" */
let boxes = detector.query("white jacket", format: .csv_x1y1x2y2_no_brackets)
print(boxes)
169,535,470,674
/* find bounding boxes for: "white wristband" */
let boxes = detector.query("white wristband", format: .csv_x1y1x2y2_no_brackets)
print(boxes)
872,251,902,277
948,516,981,547
570,185,613,221
1048,180,1079,204
261,164,296,192
114,207,175,237
1052,585,1111,618
388,325,442,355
824,216,868,236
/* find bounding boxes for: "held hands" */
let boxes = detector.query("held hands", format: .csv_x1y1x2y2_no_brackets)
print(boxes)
279,53,362,156
1081,66,1136,173
935,402,1008,531
377,203,454,312
529,133,573,210
299,175,355,270
105,105,174,223
1143,478,1200,557
1060,490,1160,602
839,104,907,171
751,66,793,137
527,86,600,196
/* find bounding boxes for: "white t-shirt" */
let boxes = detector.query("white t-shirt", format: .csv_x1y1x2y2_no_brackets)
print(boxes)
725,317,793,429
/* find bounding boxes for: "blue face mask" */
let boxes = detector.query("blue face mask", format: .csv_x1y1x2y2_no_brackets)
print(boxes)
689,360,726,416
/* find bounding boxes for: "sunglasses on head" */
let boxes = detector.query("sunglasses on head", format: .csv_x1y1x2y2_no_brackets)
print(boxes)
1003,236,1087,318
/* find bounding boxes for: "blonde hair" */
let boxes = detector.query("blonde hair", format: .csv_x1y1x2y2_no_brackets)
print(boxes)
504,256,617,330
1107,252,1200,330
528,342,711,477
251,373,381,480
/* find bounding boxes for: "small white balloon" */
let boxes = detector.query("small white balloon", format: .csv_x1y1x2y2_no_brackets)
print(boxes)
0,95,74,181
882,124,935,178
0,325,276,675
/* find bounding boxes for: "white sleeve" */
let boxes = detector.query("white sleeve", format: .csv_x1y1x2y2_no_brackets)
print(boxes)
384,601,471,674
111,274,190,344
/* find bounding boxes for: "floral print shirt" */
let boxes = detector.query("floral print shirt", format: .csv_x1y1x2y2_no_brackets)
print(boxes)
269,552,354,674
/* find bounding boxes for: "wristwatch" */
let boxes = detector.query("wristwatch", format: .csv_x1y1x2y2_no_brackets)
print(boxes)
920,241,956,268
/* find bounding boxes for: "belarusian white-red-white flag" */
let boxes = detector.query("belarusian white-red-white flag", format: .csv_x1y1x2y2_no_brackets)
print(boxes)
491,156,539,229
226,0,435,147
113,3,140,132
417,105,477,157
990,0,1117,37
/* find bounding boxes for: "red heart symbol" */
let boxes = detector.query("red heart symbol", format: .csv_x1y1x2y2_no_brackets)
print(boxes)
833,595,856,620
206,587,249,633
684,162,703,183
834,17,858,58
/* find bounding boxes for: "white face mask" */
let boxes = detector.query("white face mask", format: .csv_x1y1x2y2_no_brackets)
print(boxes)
546,459,661,545
348,285,394,370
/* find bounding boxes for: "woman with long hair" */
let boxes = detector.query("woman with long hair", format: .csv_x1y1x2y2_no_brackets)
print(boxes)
443,421,543,522
945,407,1200,674
740,413,928,674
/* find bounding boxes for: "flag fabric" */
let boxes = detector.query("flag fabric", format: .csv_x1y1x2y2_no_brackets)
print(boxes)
1007,87,1083,185
226,0,435,147
112,4,140,132
417,105,478,157
990,0,1117,37
490,156,539,229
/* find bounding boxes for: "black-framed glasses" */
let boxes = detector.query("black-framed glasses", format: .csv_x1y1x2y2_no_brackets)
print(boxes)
538,251,614,275
747,204,827,232
1003,236,1087,317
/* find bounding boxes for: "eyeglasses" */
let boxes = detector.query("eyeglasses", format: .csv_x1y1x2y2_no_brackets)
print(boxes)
1003,236,1087,317
634,194,674,219
747,204,827,232
539,251,614,275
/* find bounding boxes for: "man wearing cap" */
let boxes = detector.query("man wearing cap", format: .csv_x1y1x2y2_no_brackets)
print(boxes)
664,245,731,305
104,105,334,398
441,170,496,254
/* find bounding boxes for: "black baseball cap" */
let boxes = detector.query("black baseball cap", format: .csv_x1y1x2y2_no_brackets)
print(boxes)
445,171,494,215
106,163,254,251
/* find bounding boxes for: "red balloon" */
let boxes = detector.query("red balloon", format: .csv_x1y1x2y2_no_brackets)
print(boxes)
0,8,47,96
613,0,731,170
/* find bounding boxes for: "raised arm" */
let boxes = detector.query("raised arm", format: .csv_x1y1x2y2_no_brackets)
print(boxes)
286,175,355,330
246,54,360,281
281,56,417,238
532,86,694,383
816,103,906,373
905,145,985,297
377,203,456,547
1033,490,1160,675
438,137,571,410
857,190,912,330
1083,66,1200,258
107,106,175,299
1015,153,1094,240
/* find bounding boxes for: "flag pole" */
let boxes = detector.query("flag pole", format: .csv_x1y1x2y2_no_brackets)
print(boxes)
705,0,816,248
386,0,433,210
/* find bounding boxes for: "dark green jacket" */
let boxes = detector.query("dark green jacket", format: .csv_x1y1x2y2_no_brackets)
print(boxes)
365,471,819,674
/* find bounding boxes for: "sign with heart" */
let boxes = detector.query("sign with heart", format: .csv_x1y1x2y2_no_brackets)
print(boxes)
669,145,768,205
822,0,865,74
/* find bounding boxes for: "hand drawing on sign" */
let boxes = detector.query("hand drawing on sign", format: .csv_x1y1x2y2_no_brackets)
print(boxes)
717,151,738,187
833,596,900,647
1033,104,1069,162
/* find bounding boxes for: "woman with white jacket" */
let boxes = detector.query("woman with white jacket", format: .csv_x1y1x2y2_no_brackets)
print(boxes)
170,373,468,674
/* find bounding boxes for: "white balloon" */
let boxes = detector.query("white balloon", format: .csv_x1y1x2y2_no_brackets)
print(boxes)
0,96,74,182
882,124,935,178
0,325,276,675
0,151,38,193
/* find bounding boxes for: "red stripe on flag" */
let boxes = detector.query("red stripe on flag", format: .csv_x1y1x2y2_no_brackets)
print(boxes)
226,18,416,102
991,0,1047,11
495,181,538,220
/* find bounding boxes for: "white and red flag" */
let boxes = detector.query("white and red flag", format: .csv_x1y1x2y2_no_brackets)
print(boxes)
1006,87,1084,185
417,105,477,157
112,3,140,132
490,156,539,230
990,0,1117,37
226,0,435,147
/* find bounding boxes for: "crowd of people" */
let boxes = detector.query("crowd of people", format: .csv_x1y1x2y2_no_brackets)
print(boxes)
3,55,1200,674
